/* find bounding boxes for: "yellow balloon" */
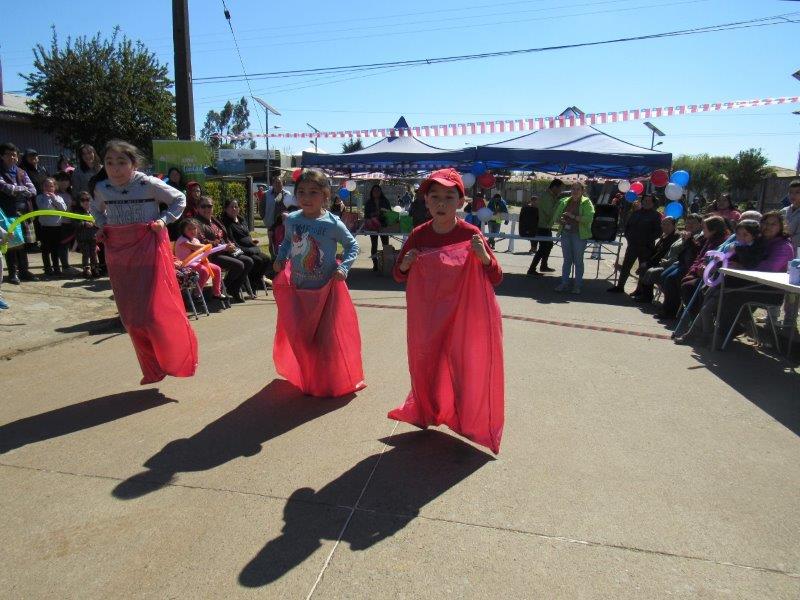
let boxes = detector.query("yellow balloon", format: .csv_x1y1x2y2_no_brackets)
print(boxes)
1,210,94,254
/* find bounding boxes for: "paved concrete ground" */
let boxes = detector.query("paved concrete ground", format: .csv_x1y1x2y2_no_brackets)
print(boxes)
1,238,799,599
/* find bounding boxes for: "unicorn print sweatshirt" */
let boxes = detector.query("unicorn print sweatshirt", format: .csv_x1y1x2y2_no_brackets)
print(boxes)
277,210,359,289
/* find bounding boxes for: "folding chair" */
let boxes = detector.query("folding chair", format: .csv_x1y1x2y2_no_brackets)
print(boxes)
721,301,781,352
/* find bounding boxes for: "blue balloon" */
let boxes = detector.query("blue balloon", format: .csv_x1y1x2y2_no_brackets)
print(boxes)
670,170,690,187
665,201,684,219
470,162,487,176
338,188,349,199
624,190,638,202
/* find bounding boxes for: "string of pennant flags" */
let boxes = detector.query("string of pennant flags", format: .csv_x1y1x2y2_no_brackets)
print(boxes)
221,96,800,141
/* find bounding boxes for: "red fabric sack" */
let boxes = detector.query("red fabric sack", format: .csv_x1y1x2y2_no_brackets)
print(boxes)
272,265,366,397
388,241,504,454
103,224,198,384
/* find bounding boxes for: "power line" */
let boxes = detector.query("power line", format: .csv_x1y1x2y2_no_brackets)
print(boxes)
194,10,799,85
218,0,263,132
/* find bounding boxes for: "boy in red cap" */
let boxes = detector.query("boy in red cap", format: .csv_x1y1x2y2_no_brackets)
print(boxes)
390,168,504,454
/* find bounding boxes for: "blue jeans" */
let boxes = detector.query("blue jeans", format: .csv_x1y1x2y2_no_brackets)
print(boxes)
560,231,587,285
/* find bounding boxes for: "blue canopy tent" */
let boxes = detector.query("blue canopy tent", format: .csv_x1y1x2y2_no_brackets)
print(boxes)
301,117,475,173
475,109,672,178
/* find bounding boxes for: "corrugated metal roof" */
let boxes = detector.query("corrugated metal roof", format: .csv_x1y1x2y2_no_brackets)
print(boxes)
0,93,33,115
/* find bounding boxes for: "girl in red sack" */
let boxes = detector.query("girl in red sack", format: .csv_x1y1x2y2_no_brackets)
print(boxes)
91,140,197,385
390,168,504,454
272,169,365,398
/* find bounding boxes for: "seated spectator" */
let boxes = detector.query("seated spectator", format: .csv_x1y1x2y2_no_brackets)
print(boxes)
175,218,225,306
678,216,730,315
631,216,679,303
519,195,539,253
710,193,741,225
194,196,253,304
165,167,186,192
608,192,662,294
676,211,794,345
221,198,270,290
658,215,723,319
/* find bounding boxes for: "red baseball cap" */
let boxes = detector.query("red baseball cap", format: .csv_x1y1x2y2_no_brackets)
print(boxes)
419,168,465,197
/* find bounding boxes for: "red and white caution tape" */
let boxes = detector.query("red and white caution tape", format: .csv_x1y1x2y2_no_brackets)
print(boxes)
224,96,799,141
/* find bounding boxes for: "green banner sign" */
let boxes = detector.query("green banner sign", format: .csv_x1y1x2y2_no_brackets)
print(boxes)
152,140,212,185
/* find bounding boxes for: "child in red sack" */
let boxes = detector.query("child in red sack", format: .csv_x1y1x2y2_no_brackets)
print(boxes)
271,169,365,397
91,140,197,385
390,168,504,454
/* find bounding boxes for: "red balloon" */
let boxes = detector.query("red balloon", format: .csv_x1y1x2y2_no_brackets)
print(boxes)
650,169,669,187
291,168,302,182
630,181,644,195
477,172,496,189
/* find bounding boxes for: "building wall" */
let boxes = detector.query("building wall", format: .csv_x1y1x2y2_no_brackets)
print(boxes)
0,119,64,172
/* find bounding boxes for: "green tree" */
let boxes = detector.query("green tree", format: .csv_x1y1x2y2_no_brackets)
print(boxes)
23,27,175,156
672,154,728,199
724,148,773,193
342,138,363,153
200,97,251,150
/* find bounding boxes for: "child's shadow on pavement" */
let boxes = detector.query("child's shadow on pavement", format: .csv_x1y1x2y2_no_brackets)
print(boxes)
239,429,494,587
112,379,354,500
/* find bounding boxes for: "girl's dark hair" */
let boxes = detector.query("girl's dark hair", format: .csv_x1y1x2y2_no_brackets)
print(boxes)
761,210,787,237
735,219,761,238
223,198,239,210
685,213,703,223
703,215,728,238
180,218,201,235
0,142,19,155
102,140,144,168
167,167,184,181
77,144,100,172
79,191,92,202
549,178,564,189
369,184,387,200
88,167,107,195
54,171,71,182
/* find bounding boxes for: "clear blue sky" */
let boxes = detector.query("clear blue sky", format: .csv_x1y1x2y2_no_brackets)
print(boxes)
2,0,799,166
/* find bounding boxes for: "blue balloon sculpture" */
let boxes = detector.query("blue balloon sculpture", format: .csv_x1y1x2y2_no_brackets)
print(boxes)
664,201,684,219
338,188,349,200
670,170,690,187
470,162,487,176
624,190,638,202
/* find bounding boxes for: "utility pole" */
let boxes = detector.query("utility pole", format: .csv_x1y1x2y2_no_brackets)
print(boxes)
173,0,195,140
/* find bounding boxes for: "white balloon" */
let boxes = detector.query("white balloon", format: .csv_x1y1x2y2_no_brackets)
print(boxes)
618,180,631,193
392,205,403,213
477,207,494,223
664,182,684,201
345,180,357,192
461,173,476,188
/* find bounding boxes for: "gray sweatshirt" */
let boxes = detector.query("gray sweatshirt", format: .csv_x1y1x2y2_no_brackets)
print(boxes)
36,193,68,226
781,204,800,252
91,171,186,228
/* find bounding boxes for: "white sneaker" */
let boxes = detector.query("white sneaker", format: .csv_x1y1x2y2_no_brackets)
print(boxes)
554,283,568,292
571,285,581,295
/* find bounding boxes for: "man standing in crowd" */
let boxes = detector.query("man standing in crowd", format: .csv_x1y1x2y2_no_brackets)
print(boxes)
261,175,292,229
527,178,563,275
608,192,662,294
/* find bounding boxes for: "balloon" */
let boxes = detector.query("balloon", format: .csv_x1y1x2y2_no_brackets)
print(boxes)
703,250,732,288
624,190,638,202
338,188,349,200
618,180,631,193
477,172,496,189
461,172,476,188
670,170,690,187
180,243,212,267
291,168,302,182
476,207,494,222
1,210,94,254
630,181,644,195
650,169,669,187
470,162,487,176
345,179,357,192
391,205,403,213
664,201,684,220
664,182,683,201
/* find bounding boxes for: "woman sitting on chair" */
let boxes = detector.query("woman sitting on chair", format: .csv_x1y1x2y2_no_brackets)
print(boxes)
194,196,253,304
221,198,271,292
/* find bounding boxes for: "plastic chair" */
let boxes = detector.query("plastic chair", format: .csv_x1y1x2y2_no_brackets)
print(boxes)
721,301,781,352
